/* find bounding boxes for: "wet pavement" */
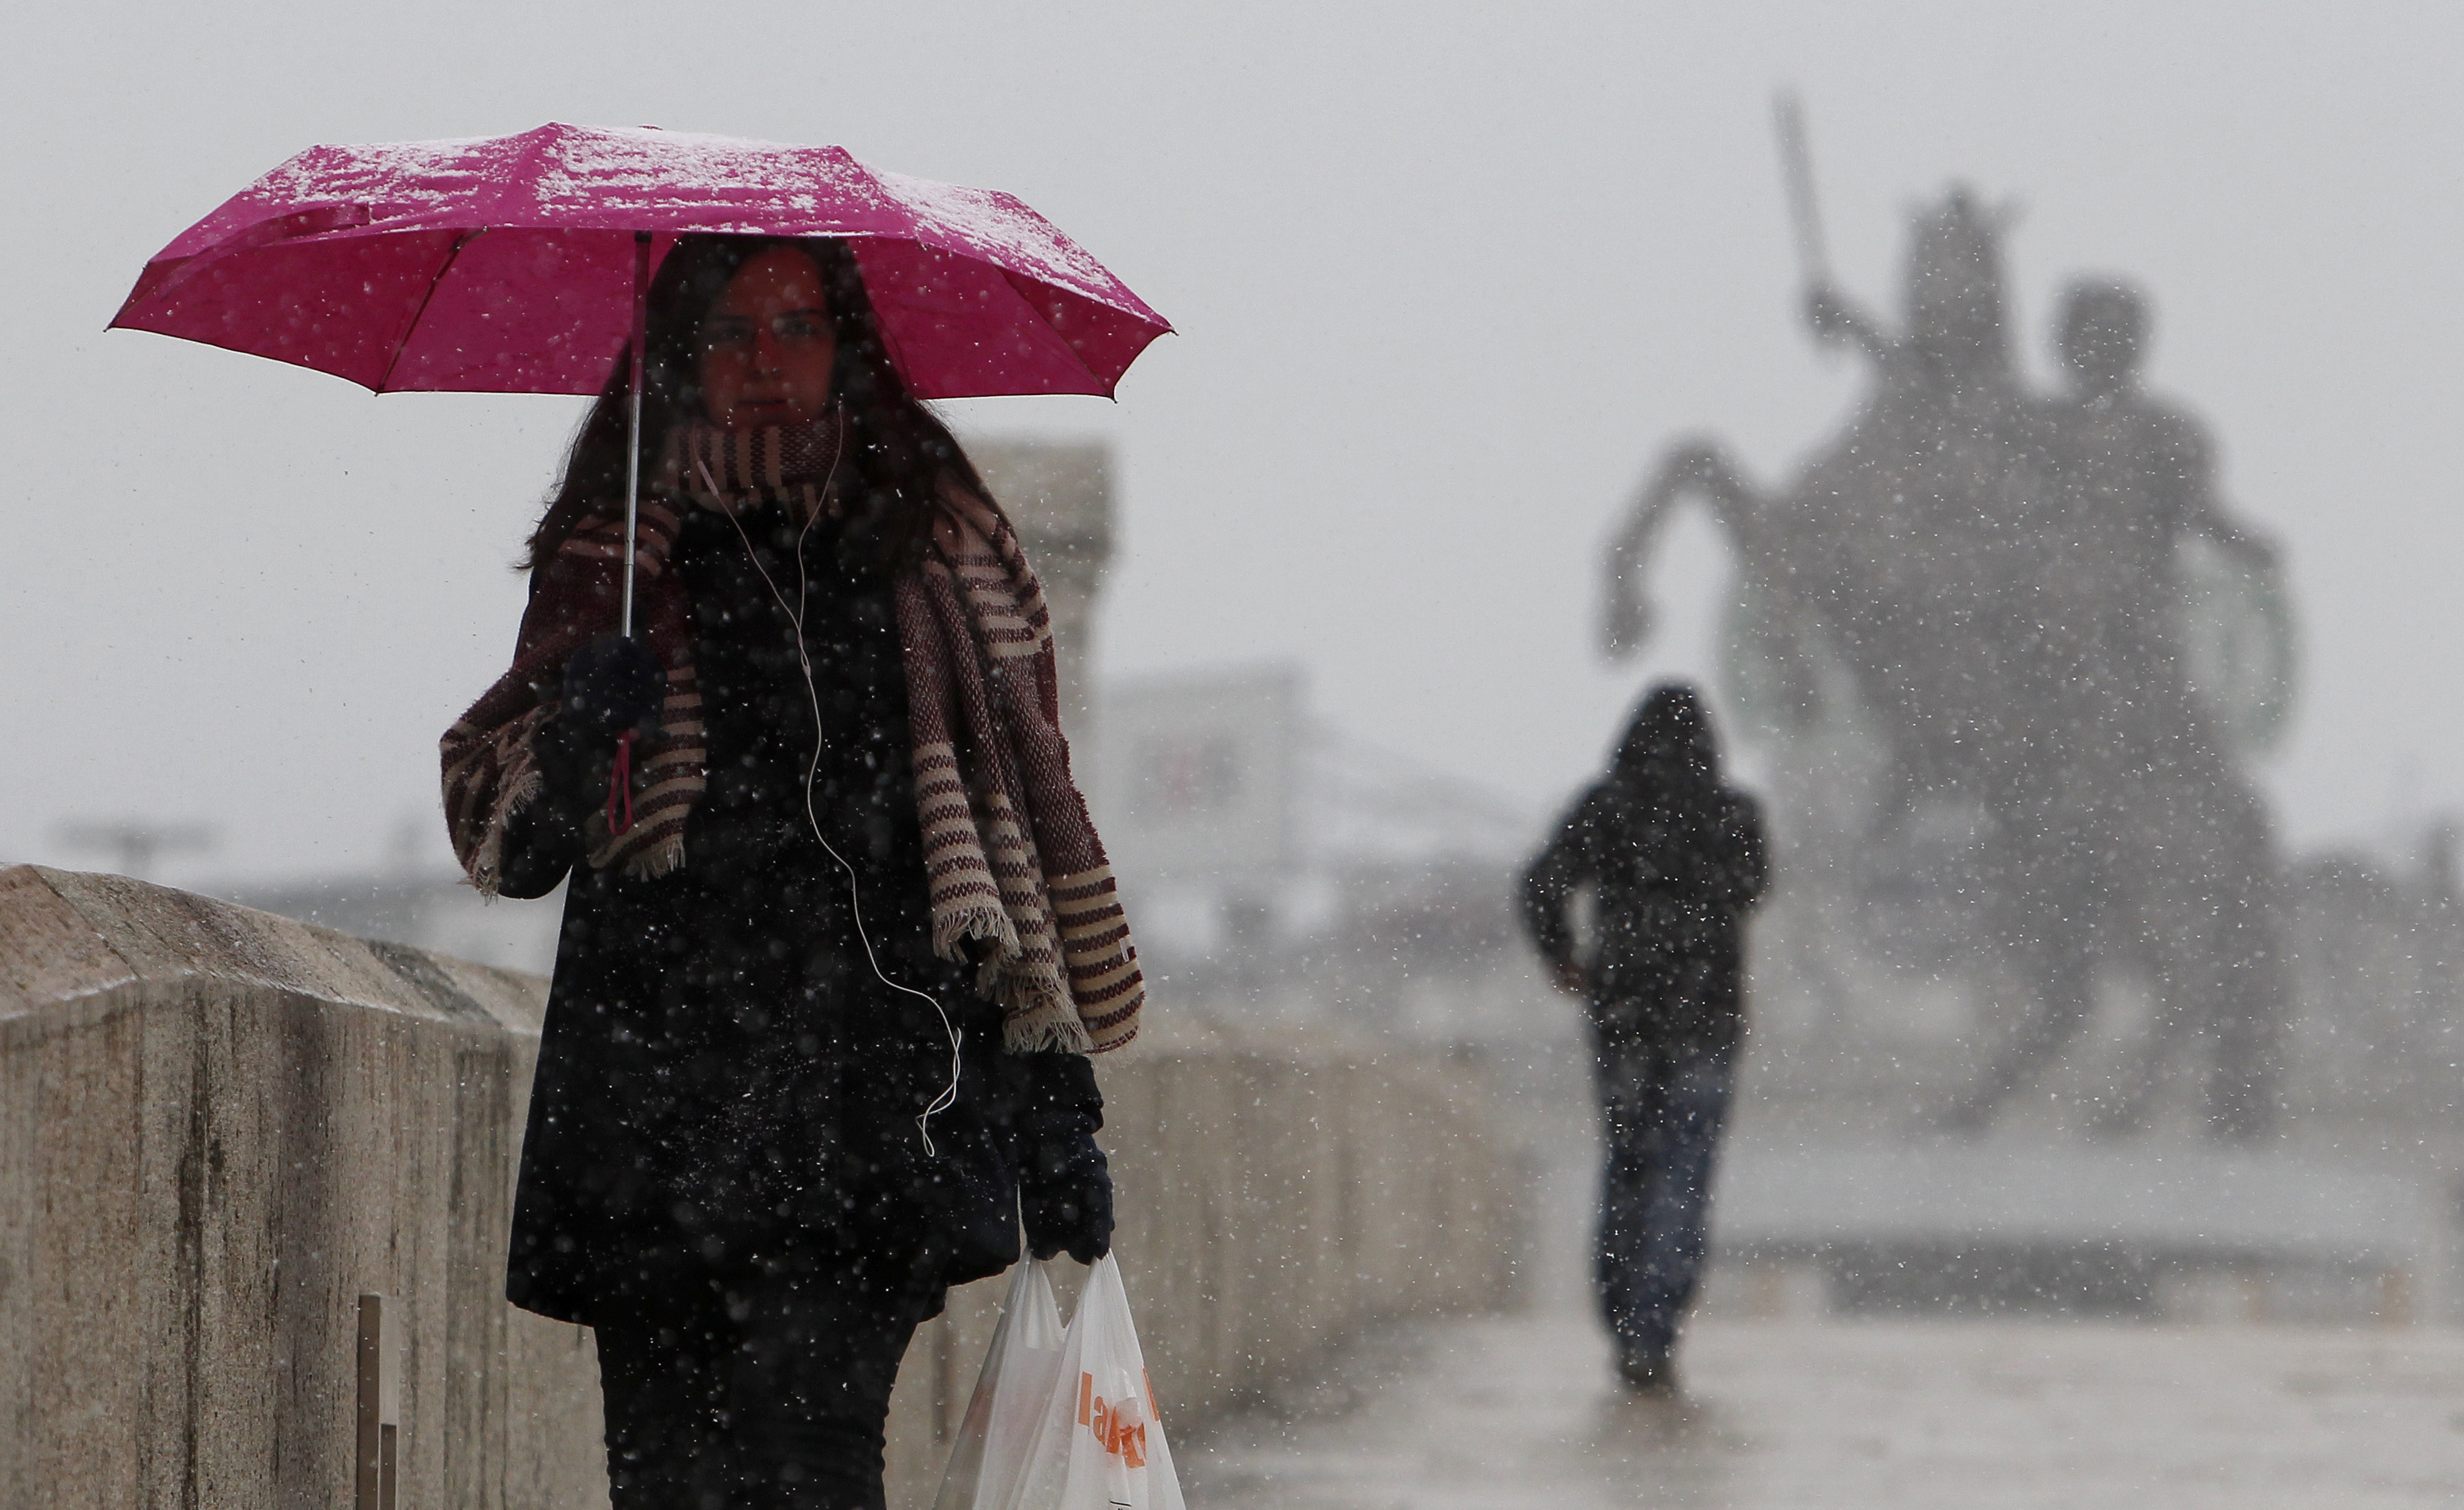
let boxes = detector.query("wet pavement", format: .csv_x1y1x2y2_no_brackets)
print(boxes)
1178,1310,2464,1507
1171,1033,2464,1507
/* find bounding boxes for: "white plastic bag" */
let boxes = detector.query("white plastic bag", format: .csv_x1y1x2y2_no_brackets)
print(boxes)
933,1259,1069,1510
1007,1254,1186,1510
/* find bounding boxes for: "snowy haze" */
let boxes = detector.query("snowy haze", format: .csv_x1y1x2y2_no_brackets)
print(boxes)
3,1,2458,886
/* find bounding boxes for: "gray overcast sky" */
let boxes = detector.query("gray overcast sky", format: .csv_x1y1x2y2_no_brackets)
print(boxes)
3,1,2458,886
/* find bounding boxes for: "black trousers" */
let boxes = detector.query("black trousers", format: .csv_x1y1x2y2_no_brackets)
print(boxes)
591,1255,941,1510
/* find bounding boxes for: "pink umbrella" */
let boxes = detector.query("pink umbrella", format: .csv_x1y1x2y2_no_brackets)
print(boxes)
112,122,1171,633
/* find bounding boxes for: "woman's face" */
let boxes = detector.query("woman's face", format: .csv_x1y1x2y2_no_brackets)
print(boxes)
697,246,838,431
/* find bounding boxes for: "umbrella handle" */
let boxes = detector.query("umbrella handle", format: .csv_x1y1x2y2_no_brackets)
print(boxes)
619,230,650,639
605,731,638,837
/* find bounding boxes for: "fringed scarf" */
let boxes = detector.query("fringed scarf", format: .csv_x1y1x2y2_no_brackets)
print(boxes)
441,415,1144,1054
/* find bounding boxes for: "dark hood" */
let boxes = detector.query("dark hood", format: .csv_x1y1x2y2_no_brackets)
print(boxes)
1612,684,1719,789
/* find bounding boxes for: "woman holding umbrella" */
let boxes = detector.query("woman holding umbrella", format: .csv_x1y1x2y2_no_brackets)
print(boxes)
440,234,1139,1509
113,125,1162,1507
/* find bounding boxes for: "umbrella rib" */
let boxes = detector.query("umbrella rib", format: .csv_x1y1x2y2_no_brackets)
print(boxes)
119,129,1170,402
376,229,484,394
996,271,1117,397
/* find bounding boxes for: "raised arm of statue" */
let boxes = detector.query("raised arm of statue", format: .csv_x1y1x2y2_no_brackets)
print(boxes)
2189,504,2279,572
1805,282,1892,364
1601,441,1759,661
2162,410,2279,572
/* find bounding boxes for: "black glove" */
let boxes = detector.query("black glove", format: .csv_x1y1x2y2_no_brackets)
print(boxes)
1021,1137,1113,1264
559,633,664,742
524,634,664,815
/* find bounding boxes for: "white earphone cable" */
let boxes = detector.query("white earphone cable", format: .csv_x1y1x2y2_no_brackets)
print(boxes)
700,433,965,1156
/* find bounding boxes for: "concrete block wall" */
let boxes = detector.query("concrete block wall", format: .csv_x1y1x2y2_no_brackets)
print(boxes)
0,865,1513,1509
0,865,605,1509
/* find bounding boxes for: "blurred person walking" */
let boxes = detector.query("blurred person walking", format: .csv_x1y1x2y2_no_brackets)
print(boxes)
441,236,1140,1509
1523,684,1768,1393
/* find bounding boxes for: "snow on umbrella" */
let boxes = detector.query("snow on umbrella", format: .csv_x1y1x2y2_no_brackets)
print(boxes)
111,122,1170,400
110,122,1172,637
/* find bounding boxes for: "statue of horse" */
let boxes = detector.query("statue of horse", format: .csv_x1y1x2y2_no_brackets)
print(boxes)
1604,188,2292,1138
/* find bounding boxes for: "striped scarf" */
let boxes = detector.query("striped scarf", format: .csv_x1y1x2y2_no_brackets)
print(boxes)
440,418,1144,1054
675,411,846,520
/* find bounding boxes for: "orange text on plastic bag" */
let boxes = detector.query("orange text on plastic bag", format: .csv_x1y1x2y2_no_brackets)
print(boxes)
1077,1372,1149,1468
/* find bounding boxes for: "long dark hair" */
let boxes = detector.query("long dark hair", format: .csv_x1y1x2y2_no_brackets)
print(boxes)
522,235,987,576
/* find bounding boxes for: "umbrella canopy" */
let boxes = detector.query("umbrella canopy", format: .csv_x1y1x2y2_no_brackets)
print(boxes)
110,122,1170,400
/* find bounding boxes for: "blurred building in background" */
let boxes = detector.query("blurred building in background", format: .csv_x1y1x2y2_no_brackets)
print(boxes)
1089,660,1540,1041
1095,663,1303,929
967,437,1115,749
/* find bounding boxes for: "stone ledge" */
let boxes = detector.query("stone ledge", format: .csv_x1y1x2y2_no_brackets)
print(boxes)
0,864,1514,1509
0,864,547,1039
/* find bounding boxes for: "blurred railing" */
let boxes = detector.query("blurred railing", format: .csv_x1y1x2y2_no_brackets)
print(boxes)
0,864,1514,1510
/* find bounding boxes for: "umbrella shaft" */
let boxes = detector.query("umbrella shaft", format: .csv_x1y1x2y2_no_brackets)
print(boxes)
621,232,651,638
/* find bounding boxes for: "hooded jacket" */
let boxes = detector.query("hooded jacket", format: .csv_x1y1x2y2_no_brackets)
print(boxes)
1522,686,1770,1050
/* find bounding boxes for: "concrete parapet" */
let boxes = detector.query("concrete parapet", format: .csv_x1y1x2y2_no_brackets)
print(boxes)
0,864,602,1509
0,865,1513,1508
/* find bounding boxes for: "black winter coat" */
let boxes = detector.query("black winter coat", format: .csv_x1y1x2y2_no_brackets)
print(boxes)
495,503,1103,1326
1522,688,1770,1052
